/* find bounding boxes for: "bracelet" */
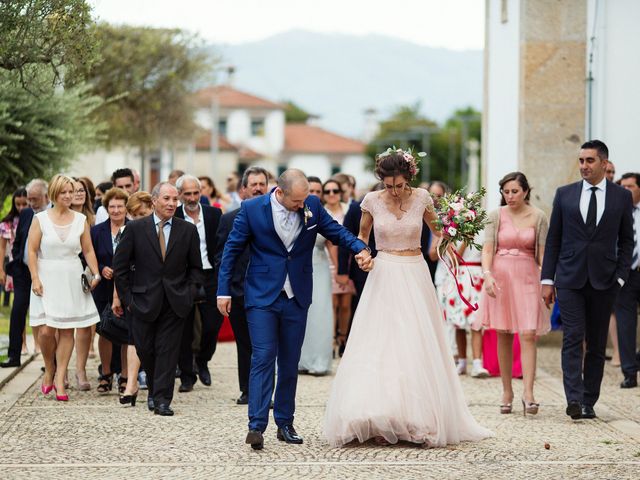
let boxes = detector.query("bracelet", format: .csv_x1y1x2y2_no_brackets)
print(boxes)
482,270,492,276
92,273,101,281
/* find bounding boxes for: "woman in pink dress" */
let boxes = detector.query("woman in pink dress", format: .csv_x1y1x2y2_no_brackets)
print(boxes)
474,172,550,416
323,150,493,447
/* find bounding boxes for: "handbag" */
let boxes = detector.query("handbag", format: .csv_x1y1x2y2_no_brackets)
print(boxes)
96,303,130,345
81,273,91,293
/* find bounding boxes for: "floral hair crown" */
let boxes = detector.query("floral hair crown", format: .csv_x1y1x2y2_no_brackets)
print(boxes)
376,146,426,179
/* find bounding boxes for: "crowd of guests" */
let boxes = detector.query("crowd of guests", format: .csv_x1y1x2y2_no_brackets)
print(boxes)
0,138,638,424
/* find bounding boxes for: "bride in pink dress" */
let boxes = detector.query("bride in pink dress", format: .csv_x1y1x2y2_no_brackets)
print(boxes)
323,150,493,447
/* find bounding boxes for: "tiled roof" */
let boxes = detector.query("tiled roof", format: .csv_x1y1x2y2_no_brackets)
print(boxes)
194,133,236,151
284,124,365,154
194,85,283,110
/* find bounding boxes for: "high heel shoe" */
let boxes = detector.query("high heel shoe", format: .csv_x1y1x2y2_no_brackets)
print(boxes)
499,403,512,414
75,373,91,392
41,383,54,395
119,390,139,407
522,398,540,416
53,385,69,402
118,376,128,394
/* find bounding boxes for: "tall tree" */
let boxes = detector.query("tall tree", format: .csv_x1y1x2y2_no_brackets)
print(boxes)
0,0,103,195
85,24,214,177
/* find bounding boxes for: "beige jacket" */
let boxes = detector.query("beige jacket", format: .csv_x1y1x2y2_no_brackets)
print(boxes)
484,206,549,265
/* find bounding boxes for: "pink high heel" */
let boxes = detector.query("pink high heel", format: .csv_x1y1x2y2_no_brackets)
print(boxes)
41,384,54,395
53,385,69,402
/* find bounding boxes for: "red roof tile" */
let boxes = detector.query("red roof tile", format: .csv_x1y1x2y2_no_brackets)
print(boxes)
195,85,283,110
195,133,236,151
284,124,365,154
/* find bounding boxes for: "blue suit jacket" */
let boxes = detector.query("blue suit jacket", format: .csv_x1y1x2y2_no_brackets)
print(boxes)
217,192,368,309
541,180,634,290
90,219,128,304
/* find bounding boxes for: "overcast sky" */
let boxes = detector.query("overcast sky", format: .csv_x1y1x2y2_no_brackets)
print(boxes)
89,0,485,50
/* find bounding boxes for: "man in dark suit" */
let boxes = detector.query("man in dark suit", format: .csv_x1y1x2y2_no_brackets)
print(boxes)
174,174,222,391
542,140,634,420
113,182,203,416
217,169,372,450
615,172,640,389
1,179,49,368
214,166,269,405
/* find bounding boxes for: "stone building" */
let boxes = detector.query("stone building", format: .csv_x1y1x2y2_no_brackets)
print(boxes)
483,0,640,211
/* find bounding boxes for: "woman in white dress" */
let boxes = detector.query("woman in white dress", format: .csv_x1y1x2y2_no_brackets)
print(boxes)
298,177,333,375
323,150,493,447
28,174,101,401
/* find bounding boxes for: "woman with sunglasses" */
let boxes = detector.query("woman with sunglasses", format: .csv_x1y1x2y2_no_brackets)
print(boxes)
324,149,492,448
323,179,356,357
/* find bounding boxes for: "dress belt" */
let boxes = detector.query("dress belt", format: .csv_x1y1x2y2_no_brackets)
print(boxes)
496,248,534,257
458,261,481,266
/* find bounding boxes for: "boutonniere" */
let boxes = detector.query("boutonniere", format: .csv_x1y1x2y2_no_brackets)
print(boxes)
303,205,313,225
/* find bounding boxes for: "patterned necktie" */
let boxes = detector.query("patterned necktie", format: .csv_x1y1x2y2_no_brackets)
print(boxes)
158,220,167,260
586,186,598,234
281,210,294,232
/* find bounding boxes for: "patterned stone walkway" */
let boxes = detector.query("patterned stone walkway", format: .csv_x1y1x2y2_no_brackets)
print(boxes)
0,332,639,479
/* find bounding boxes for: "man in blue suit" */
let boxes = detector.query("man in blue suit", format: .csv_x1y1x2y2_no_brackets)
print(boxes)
542,140,634,420
217,169,372,450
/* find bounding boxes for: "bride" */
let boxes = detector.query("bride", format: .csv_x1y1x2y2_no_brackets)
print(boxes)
323,149,493,447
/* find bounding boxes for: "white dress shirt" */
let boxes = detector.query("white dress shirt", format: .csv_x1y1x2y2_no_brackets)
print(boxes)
579,178,606,225
270,191,302,298
182,204,213,270
95,205,108,225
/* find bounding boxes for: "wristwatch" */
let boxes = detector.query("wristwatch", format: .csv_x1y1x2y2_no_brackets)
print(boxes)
92,273,102,281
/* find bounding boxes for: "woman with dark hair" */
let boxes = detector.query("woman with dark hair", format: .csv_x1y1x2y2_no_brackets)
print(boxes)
324,148,493,448
94,181,113,213
71,177,95,226
473,172,550,416
199,176,229,211
0,188,29,349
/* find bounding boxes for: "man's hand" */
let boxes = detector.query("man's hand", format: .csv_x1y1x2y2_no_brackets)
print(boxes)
355,249,373,272
112,296,124,317
336,274,350,286
541,284,555,309
217,297,232,316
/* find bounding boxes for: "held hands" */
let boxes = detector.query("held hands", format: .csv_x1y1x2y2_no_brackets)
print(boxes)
336,274,350,286
355,249,374,272
217,298,232,317
541,284,556,309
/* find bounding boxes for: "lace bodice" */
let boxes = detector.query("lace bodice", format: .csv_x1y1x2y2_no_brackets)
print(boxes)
361,188,434,251
36,210,85,260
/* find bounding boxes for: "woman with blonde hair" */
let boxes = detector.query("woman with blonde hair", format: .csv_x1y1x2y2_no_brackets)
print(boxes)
28,174,101,401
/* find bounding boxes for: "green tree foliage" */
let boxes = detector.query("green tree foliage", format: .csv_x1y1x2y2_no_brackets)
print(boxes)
85,24,214,163
0,0,97,92
283,100,311,123
0,80,103,194
0,0,103,196
367,104,481,189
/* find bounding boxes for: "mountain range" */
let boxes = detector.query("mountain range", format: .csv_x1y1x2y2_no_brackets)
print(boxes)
212,30,483,139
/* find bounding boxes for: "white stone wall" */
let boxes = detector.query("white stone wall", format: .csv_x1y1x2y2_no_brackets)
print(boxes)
287,154,332,182
483,0,521,211
588,0,640,177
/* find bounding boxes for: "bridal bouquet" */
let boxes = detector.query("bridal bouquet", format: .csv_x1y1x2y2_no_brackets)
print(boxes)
431,187,488,311
431,187,488,256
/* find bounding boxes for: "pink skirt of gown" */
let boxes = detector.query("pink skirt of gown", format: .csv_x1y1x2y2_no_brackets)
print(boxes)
323,252,494,447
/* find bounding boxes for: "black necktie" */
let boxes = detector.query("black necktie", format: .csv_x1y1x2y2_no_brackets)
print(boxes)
586,186,598,234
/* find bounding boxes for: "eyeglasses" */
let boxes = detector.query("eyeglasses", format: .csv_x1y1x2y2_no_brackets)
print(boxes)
323,189,341,195
75,189,86,194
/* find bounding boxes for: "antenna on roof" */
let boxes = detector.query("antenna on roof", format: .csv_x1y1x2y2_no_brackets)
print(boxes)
226,65,236,86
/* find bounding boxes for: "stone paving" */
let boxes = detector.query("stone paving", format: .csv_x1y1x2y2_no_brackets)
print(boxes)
0,333,639,479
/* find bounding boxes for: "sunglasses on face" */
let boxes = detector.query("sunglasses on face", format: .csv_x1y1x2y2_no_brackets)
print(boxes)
324,189,341,195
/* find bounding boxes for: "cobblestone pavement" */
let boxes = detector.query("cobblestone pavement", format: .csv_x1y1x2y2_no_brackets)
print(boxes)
0,333,639,479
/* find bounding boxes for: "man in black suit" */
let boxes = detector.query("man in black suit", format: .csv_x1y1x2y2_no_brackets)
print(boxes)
214,166,269,404
174,174,222,391
113,182,203,416
542,140,634,420
1,179,49,368
615,172,640,389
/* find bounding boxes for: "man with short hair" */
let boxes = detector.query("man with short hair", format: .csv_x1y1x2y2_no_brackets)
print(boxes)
226,171,242,211
542,140,634,420
1,179,49,368
605,162,616,182
95,168,137,224
113,182,203,416
174,174,222,391
217,169,372,449
615,172,640,388
214,166,269,404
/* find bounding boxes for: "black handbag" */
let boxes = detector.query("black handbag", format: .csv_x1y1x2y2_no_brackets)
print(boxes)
96,303,130,345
